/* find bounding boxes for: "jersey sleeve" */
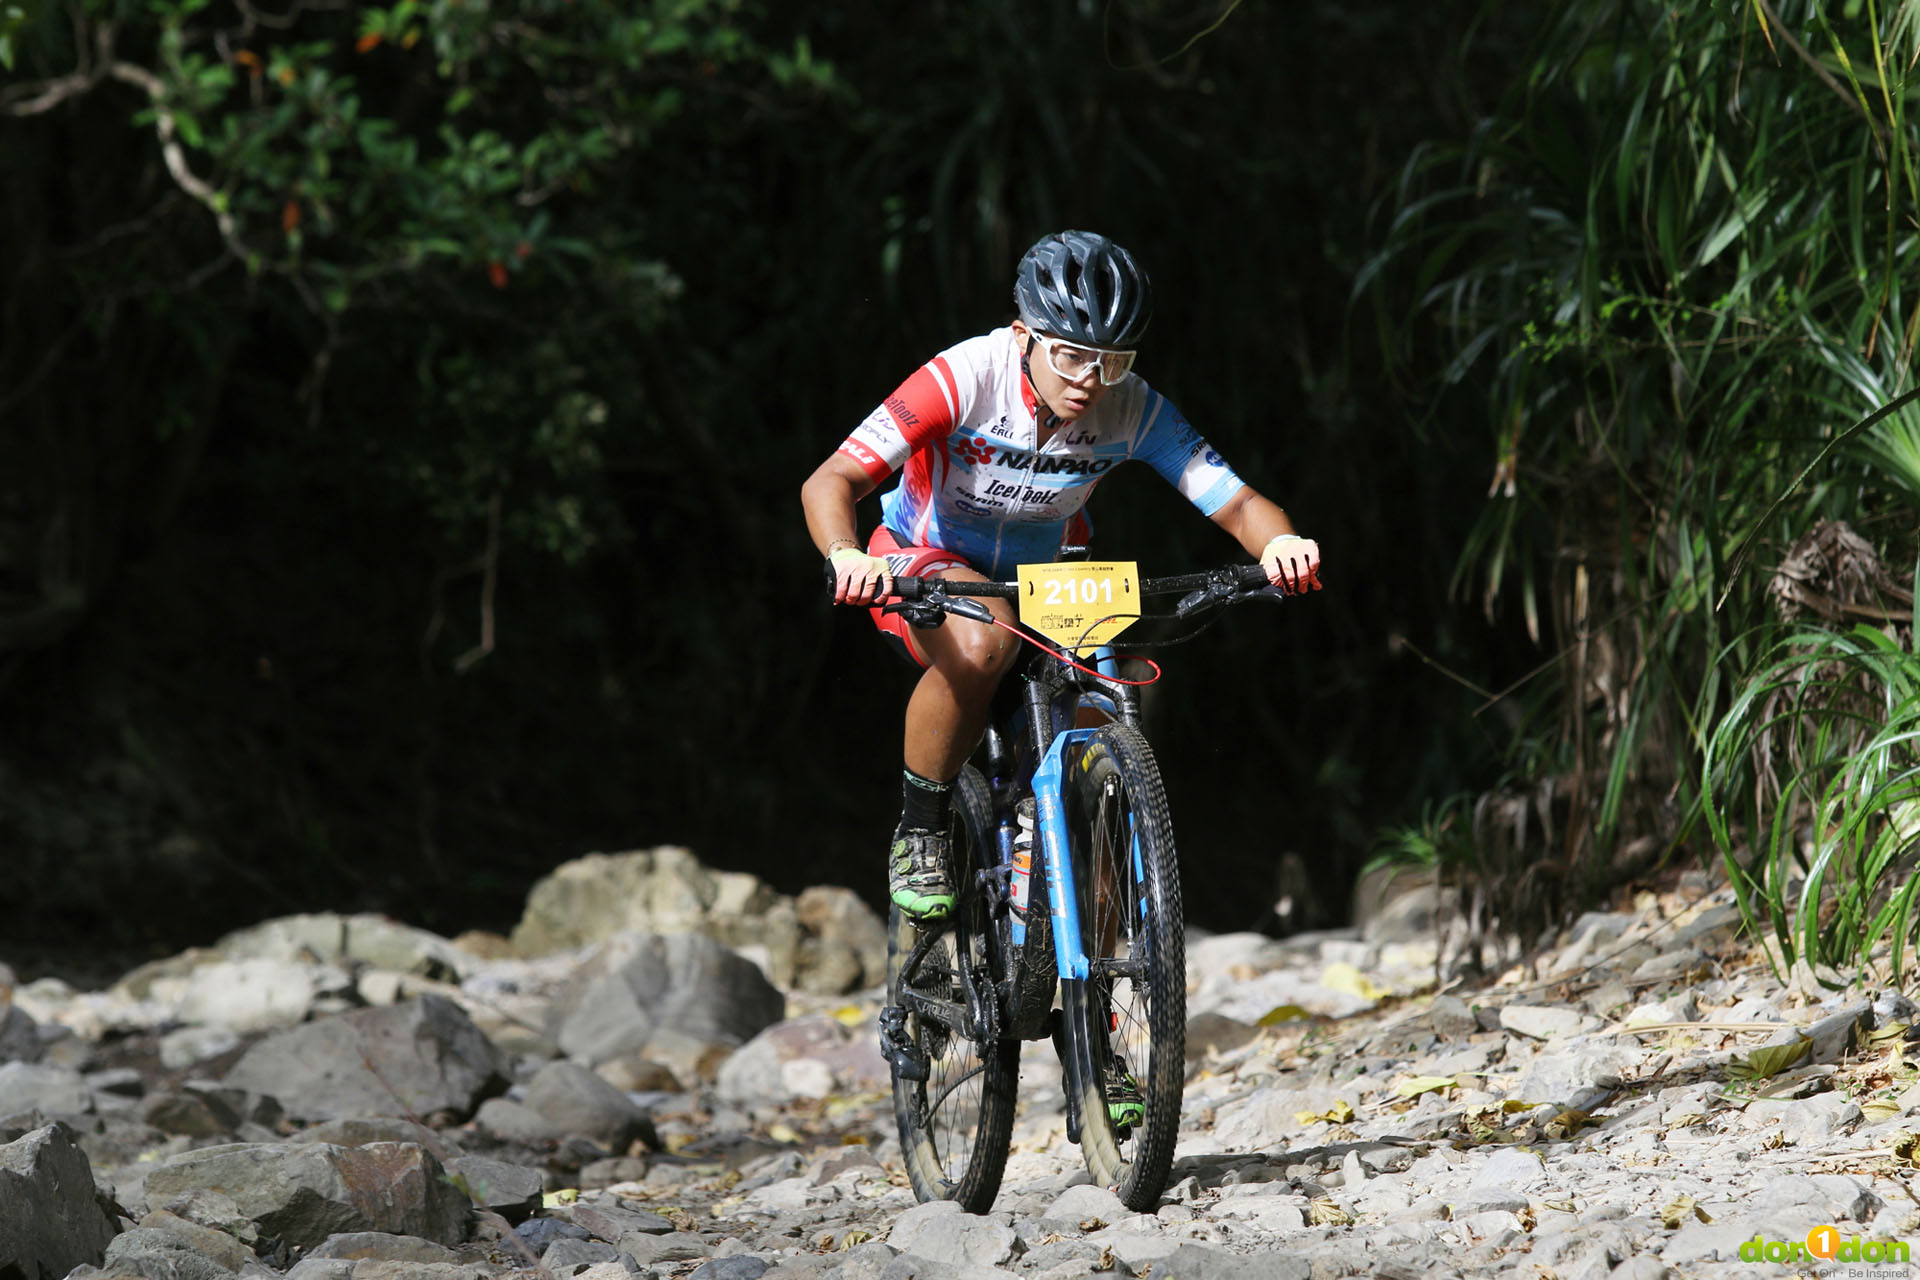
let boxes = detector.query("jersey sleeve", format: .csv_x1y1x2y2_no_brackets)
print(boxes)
836,352,976,483
1132,389,1246,516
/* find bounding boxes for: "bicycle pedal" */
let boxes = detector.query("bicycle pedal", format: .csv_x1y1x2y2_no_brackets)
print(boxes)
877,1005,929,1082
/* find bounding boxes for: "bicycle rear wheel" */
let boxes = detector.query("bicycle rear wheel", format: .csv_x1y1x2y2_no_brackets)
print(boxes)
1060,724,1185,1211
885,764,1020,1212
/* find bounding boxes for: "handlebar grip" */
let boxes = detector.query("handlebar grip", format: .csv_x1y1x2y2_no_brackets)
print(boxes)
1233,563,1273,589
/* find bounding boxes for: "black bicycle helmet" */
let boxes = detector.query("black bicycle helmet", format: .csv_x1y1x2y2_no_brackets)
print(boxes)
1013,230,1153,348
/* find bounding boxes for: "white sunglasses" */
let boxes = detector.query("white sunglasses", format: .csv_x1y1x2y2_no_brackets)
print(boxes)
1027,330,1137,387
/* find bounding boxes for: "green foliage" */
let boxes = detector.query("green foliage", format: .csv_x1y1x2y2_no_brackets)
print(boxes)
1370,0,1920,926
0,0,33,71
1705,624,1920,982
0,0,1521,942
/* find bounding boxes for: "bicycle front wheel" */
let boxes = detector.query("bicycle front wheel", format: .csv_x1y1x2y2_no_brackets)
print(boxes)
1061,724,1185,1211
886,764,1020,1212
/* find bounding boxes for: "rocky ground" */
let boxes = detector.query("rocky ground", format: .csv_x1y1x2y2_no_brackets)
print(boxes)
5,848,1920,1280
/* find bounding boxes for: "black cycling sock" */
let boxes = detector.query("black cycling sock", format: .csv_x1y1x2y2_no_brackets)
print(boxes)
900,767,953,833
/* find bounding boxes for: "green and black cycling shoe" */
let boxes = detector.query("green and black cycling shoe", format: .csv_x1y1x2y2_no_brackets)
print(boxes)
1105,1055,1145,1130
890,827,956,921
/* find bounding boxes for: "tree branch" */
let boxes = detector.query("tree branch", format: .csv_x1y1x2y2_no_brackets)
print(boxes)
102,61,245,254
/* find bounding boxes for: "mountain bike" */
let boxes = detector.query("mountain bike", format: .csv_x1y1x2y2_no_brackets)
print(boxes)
874,560,1278,1213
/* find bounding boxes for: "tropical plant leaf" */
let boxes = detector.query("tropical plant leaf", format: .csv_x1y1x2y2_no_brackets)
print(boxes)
1727,1037,1814,1082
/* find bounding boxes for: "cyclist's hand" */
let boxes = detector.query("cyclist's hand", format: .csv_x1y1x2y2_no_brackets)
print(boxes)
826,546,895,605
1261,534,1322,594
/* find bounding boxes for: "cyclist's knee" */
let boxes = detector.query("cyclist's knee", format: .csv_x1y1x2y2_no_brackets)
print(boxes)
936,624,1017,688
968,625,1021,679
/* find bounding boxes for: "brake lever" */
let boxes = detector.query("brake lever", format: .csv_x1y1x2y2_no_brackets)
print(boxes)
880,589,995,629
1173,587,1216,620
882,599,948,629
1176,570,1279,619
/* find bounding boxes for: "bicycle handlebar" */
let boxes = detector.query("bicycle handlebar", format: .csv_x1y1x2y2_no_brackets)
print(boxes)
886,563,1278,625
886,563,1271,601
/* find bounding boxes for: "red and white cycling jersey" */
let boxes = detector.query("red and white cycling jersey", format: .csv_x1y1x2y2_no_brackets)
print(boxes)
837,327,1245,578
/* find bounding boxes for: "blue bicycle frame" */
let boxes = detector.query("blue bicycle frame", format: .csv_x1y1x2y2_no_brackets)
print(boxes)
1028,727,1097,979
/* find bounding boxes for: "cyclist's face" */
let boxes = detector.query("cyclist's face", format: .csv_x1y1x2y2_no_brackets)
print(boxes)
1014,321,1111,422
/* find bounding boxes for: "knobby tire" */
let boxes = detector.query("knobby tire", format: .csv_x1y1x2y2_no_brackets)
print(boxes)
1060,724,1185,1211
886,765,1020,1212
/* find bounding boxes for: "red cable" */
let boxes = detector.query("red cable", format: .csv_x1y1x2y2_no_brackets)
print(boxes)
985,616,1163,686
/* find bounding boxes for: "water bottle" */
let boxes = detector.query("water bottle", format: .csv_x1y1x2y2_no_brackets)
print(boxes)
1009,799,1037,924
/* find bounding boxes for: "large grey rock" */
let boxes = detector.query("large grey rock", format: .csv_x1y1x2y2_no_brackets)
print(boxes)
885,1201,1017,1269
0,1004,44,1064
306,1231,458,1263
1044,1184,1130,1226
1498,1004,1593,1040
222,995,507,1122
443,1156,543,1223
508,849,906,995
792,885,888,994
173,960,322,1032
571,1201,676,1241
0,1123,119,1280
286,1116,452,1159
617,1230,710,1266
1513,1042,1638,1103
131,1210,255,1273
511,848,779,955
690,1258,771,1280
1470,1147,1546,1193
520,1060,656,1150
218,913,471,982
714,1015,888,1106
473,1097,566,1144
1144,1244,1311,1280
140,1141,471,1250
1750,1173,1881,1222
99,1226,237,1280
550,932,786,1066
544,1237,621,1273
0,1061,92,1117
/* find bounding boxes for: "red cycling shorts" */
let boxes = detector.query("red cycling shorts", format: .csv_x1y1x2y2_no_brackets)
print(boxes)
865,526,973,668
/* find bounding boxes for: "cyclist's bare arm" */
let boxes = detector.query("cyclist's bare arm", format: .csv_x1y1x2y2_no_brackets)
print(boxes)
802,452,879,556
1210,485,1321,592
802,453,893,605
1208,484,1296,553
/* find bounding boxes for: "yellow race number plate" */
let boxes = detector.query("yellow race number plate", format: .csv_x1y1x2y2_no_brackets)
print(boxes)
1016,562,1140,650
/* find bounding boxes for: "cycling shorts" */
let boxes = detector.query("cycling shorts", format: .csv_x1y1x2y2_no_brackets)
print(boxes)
865,526,972,668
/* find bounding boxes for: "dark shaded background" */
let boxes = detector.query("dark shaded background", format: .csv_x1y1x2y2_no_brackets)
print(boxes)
0,1,1541,970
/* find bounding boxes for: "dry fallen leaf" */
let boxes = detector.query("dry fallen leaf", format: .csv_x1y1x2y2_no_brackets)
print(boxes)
1659,1195,1712,1228
1542,1108,1598,1140
1396,1075,1464,1100
1321,962,1390,1002
1309,1198,1354,1226
1258,1003,1313,1026
1296,1098,1357,1125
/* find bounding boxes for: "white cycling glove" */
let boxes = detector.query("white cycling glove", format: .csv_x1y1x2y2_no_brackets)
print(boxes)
1261,535,1322,594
